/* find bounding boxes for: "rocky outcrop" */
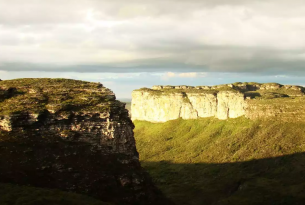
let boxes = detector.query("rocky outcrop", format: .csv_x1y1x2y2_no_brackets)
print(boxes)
153,83,305,94
132,83,305,122
245,97,305,121
216,91,246,120
0,78,172,205
132,89,246,122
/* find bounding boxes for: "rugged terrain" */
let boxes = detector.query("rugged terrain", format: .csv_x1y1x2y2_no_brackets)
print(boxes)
0,78,172,205
132,82,305,122
132,82,305,204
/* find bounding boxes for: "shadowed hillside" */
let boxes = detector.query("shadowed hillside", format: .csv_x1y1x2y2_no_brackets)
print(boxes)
0,183,111,205
134,118,305,205
142,154,305,205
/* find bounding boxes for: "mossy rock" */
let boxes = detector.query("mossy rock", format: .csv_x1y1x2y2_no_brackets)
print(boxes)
0,78,116,116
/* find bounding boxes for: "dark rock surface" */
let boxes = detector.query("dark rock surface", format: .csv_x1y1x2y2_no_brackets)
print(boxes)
0,78,172,205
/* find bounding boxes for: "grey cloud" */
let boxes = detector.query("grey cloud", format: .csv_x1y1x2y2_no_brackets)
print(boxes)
1,0,305,77
0,0,87,25
1,46,305,76
1,0,303,25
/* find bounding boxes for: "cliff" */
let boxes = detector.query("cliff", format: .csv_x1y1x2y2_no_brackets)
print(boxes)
132,82,305,122
0,78,172,205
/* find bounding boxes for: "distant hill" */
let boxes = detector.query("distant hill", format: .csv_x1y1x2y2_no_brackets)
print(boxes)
118,99,131,114
125,102,131,113
117,98,131,103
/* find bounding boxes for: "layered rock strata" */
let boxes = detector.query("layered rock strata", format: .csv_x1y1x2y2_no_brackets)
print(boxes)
132,90,246,122
132,83,305,122
0,78,172,205
151,82,304,93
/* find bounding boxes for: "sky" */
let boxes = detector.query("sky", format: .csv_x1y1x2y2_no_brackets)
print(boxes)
1,0,305,98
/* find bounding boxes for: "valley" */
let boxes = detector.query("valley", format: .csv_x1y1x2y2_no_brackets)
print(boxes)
134,118,305,205
0,79,305,205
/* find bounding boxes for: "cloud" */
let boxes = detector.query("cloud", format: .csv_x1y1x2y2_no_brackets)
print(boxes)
1,0,305,76
178,73,197,78
164,72,206,78
161,72,207,81
162,72,177,80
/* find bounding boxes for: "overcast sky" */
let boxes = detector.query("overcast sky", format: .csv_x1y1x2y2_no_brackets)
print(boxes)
1,0,305,98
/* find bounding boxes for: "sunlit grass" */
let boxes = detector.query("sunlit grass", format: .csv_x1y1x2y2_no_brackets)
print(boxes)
134,118,305,204
135,117,305,163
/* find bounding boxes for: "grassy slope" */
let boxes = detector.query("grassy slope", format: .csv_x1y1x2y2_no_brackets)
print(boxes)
134,118,305,205
0,183,110,205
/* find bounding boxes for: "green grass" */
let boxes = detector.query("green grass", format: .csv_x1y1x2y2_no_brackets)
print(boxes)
233,82,262,86
136,82,304,98
134,87,238,97
0,183,110,205
134,118,305,204
247,97,305,121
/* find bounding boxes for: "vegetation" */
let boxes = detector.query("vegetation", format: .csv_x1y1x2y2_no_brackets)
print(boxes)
0,78,114,115
134,87,237,96
135,82,305,100
134,117,305,205
233,82,262,86
0,183,110,205
245,89,304,99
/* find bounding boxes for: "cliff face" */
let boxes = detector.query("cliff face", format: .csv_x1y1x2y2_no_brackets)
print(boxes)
132,83,305,122
0,79,172,205
216,91,246,120
132,90,246,122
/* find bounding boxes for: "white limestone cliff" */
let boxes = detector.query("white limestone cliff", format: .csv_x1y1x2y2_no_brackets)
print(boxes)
131,90,246,122
131,83,305,123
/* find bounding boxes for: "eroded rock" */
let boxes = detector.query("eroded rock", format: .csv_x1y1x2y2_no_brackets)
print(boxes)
132,82,305,122
131,89,246,122
0,78,172,205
